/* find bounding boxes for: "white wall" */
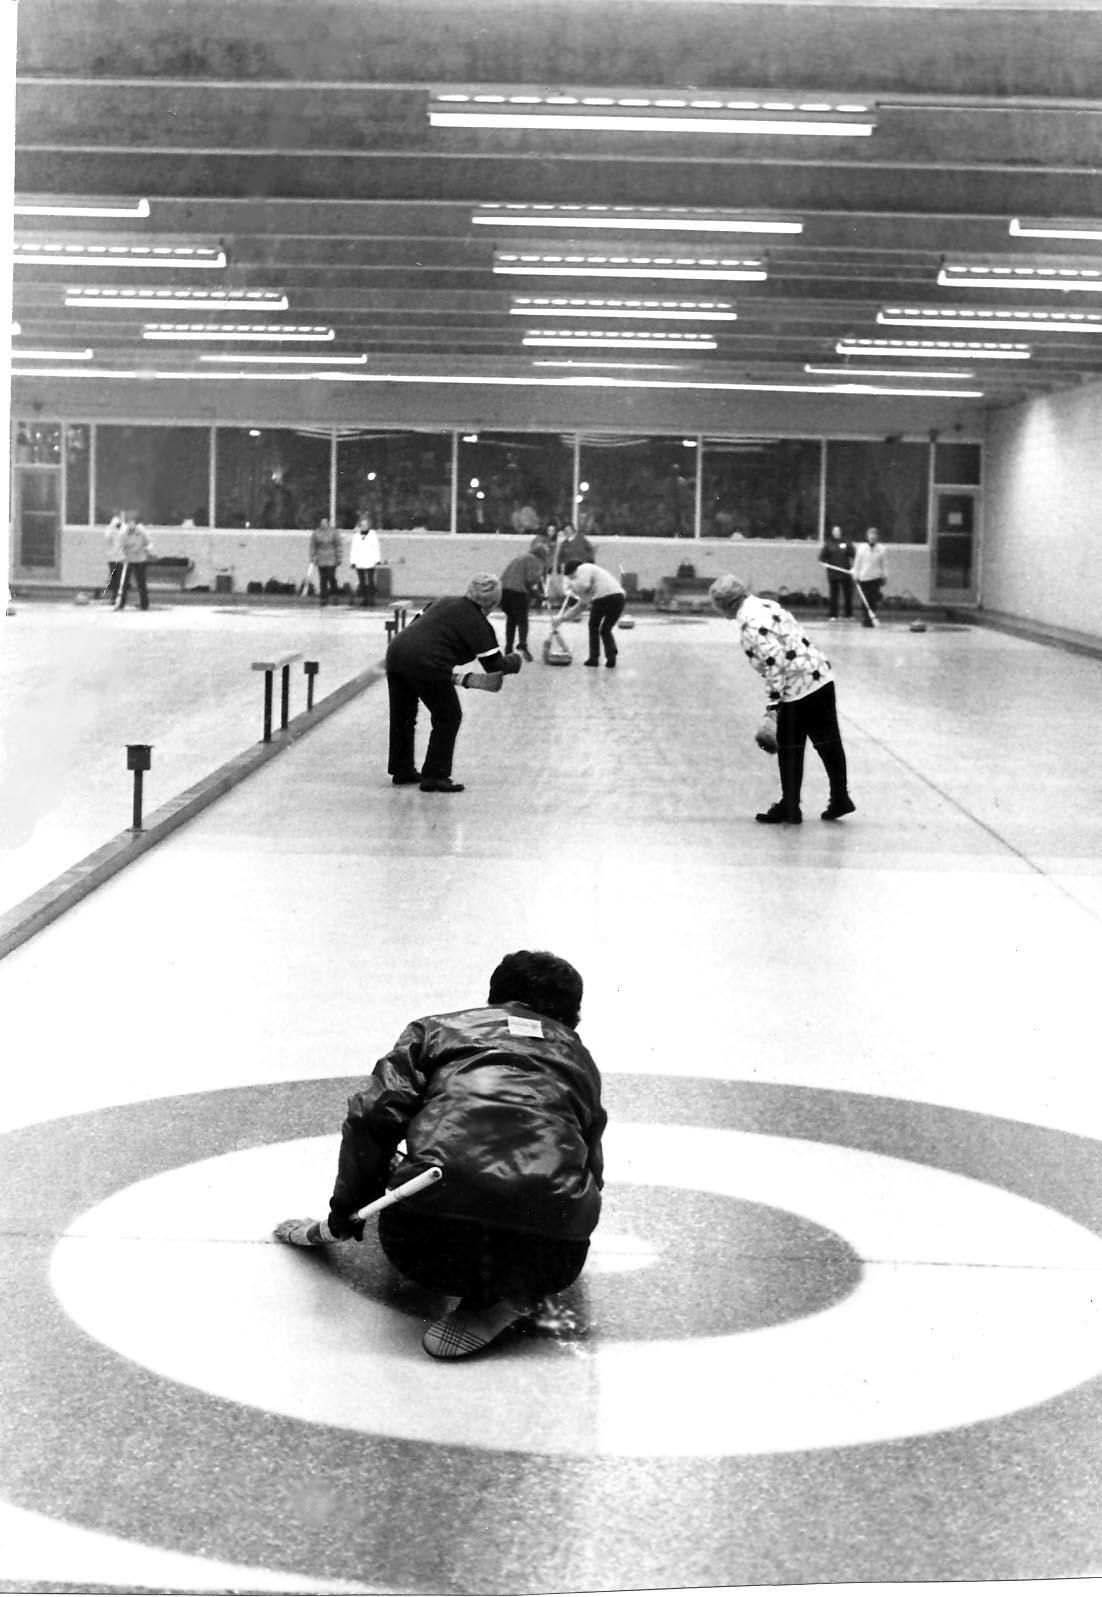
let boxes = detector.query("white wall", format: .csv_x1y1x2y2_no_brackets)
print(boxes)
55,525,935,604
983,381,1102,643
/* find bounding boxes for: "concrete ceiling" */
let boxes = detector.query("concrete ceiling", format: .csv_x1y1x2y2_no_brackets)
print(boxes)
12,0,1102,413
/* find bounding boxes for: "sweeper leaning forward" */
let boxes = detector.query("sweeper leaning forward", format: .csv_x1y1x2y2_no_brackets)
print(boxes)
385,573,523,794
709,573,856,826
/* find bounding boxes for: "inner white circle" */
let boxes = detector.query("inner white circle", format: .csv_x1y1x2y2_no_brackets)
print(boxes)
50,1122,1102,1458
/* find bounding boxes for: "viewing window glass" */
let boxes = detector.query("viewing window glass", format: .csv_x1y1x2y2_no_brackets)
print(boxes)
215,427,329,529
337,431,451,530
97,425,211,525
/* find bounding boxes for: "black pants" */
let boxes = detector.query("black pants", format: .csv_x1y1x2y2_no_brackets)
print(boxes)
587,593,626,664
378,1206,589,1309
857,578,884,625
116,563,148,610
827,573,853,619
354,568,377,606
777,682,849,815
318,565,340,605
387,672,462,781
500,589,530,651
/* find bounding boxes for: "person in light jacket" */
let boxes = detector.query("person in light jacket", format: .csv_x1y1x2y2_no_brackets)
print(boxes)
275,949,606,1360
558,560,626,669
114,513,153,612
103,513,125,603
851,528,888,627
309,517,343,607
348,518,383,608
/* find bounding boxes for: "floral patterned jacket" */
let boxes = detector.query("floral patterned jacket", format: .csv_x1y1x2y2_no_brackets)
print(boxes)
733,594,834,707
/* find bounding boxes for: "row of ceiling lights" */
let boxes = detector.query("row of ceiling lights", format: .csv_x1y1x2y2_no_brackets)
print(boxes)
12,201,1102,386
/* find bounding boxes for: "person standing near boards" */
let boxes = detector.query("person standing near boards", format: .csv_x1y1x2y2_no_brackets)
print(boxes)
852,528,888,627
103,513,125,603
309,517,343,607
114,512,152,612
348,518,383,608
818,525,854,622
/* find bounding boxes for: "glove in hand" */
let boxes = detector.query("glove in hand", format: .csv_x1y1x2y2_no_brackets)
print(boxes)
326,1210,366,1242
755,716,778,755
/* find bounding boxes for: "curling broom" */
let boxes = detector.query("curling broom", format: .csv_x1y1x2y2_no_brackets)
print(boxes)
822,562,879,628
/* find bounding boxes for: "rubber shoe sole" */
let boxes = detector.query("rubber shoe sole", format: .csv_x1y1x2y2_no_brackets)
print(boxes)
821,797,857,821
755,805,802,825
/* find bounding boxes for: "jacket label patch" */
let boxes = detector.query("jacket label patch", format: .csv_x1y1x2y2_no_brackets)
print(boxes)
506,1016,544,1038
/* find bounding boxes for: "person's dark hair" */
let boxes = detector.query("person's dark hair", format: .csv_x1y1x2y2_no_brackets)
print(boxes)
563,559,581,577
487,950,583,1029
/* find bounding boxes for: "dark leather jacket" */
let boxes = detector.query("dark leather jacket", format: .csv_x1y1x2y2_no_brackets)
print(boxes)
329,1003,606,1239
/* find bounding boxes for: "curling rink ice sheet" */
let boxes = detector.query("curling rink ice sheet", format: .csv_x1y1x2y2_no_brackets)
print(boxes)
2,606,1102,1592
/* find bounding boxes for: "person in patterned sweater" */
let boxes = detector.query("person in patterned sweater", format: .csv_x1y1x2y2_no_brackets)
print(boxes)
710,574,855,826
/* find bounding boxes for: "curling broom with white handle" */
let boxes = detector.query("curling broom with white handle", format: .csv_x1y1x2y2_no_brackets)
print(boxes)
275,1165,443,1247
352,1163,443,1223
822,563,878,628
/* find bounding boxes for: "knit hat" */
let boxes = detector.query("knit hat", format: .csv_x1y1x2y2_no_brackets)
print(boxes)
709,574,749,615
465,573,503,609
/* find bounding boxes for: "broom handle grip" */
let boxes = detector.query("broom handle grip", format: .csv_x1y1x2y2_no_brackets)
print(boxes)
352,1164,443,1223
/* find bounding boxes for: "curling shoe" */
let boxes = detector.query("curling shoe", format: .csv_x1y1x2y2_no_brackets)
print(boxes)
821,796,856,821
391,770,422,786
755,802,802,825
423,1299,527,1359
420,777,465,793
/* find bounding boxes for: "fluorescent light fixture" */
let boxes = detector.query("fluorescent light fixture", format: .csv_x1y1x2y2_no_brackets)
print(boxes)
1010,218,1102,242
879,306,1102,334
806,363,973,379
522,329,717,349
495,250,766,282
12,365,980,397
66,287,289,311
14,242,225,269
473,204,803,234
532,359,688,369
431,90,875,136
15,197,151,219
143,323,334,342
838,337,1030,360
939,265,1102,292
12,347,94,360
510,295,736,321
199,351,367,365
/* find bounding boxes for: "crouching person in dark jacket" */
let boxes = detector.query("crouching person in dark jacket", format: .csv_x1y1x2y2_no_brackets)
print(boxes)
275,950,606,1360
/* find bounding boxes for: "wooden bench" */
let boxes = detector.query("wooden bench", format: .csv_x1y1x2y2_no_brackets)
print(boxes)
251,652,303,741
144,556,194,590
654,575,714,613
